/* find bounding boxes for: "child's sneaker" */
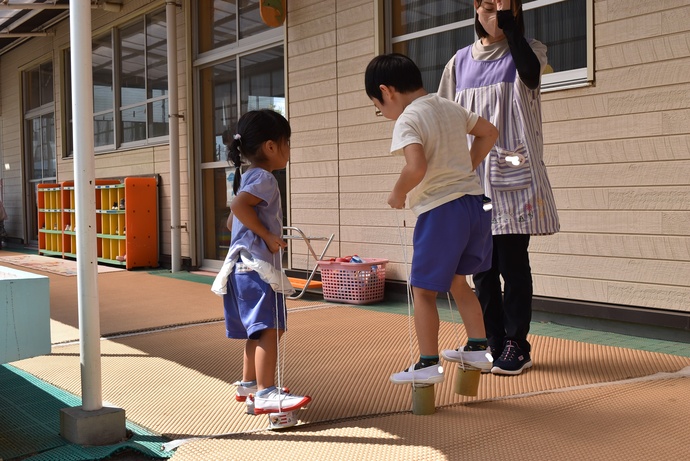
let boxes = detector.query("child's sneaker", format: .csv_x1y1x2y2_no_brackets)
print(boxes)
253,387,311,414
491,340,532,375
441,346,493,373
390,362,444,385
233,381,257,402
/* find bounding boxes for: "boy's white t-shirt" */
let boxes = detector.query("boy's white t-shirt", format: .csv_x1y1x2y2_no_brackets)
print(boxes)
390,93,483,216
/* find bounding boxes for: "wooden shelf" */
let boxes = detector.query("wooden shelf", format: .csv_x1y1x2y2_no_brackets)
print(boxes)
37,178,159,269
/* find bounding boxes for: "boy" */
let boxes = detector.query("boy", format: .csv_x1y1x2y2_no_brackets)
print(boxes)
364,53,499,384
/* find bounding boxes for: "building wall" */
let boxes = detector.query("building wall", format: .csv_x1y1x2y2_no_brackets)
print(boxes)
0,0,193,260
287,0,410,278
536,0,690,312
1,0,687,314
286,0,690,313
0,36,54,242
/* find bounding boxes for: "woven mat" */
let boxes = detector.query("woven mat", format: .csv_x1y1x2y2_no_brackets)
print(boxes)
0,254,123,276
35,262,325,344
12,305,690,459
171,371,690,461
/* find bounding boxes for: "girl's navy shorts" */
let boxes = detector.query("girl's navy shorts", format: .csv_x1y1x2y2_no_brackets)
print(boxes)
223,269,286,339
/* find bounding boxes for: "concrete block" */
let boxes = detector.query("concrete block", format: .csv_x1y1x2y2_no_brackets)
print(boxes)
1,267,50,363
60,405,127,446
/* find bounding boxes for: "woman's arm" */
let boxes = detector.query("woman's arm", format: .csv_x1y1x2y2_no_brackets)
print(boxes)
497,10,541,90
437,57,458,100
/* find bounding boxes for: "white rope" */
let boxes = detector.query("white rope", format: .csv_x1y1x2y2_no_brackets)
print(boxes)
274,247,287,412
395,211,416,385
446,292,465,369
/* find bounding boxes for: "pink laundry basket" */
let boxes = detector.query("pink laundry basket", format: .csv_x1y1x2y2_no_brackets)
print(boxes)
317,258,388,305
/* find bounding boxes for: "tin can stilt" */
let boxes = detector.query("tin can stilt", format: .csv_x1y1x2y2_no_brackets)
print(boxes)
411,383,435,415
454,366,481,396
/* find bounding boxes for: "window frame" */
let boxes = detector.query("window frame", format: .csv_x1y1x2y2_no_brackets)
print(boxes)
23,61,56,180
61,7,170,158
380,0,594,93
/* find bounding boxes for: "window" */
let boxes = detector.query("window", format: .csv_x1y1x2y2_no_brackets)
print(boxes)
23,61,56,243
64,8,168,156
197,0,270,54
24,62,56,179
120,9,169,143
194,0,285,265
385,0,592,92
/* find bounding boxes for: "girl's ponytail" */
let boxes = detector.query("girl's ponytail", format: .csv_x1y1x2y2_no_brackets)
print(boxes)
228,134,243,195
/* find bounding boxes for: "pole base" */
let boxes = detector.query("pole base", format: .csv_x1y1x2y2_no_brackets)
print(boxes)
60,405,126,445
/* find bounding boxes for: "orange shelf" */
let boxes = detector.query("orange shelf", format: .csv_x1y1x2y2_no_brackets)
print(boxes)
37,177,159,269
37,184,63,256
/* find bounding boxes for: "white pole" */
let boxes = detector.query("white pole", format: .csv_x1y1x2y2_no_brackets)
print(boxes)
167,1,181,272
70,0,102,411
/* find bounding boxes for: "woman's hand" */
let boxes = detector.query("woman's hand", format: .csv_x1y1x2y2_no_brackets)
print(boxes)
496,0,511,11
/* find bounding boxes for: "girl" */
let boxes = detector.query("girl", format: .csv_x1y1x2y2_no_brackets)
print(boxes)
211,109,310,414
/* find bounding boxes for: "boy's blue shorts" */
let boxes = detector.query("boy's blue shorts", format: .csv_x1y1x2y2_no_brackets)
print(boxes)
223,270,286,339
410,194,492,292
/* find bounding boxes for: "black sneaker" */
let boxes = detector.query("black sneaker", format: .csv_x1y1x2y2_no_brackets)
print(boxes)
491,340,532,375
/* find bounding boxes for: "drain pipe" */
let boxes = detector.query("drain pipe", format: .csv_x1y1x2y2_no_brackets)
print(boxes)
167,0,182,272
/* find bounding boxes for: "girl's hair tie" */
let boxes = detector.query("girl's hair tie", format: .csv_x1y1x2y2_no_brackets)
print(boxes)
233,133,242,141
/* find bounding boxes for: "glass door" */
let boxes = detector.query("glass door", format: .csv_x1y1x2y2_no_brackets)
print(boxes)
23,62,56,247
195,0,285,270
198,46,285,269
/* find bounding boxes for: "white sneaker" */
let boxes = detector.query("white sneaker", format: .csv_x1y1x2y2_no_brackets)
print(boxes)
253,387,311,414
441,347,493,372
233,381,257,402
390,363,444,385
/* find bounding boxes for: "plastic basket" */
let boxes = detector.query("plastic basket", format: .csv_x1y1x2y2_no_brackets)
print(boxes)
317,258,388,305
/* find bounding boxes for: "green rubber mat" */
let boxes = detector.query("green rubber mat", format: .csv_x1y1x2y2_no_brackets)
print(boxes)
0,364,173,461
147,268,214,285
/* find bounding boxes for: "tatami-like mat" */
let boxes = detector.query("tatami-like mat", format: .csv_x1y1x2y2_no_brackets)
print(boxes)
12,305,690,458
5,253,690,460
170,371,690,461
1,250,324,344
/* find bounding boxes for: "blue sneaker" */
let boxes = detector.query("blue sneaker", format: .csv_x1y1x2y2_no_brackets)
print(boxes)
491,340,532,375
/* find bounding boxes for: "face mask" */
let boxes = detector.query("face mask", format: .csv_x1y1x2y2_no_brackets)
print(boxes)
478,11,500,38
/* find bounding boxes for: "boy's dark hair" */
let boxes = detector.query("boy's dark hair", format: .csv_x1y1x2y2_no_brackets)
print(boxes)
364,53,424,102
226,109,291,194
475,0,525,38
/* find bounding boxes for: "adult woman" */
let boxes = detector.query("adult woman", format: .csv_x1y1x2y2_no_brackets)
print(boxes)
438,0,559,375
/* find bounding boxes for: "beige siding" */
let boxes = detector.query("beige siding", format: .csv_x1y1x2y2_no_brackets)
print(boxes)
536,0,690,311
2,0,687,314
284,0,690,314
0,1,192,260
287,0,408,270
